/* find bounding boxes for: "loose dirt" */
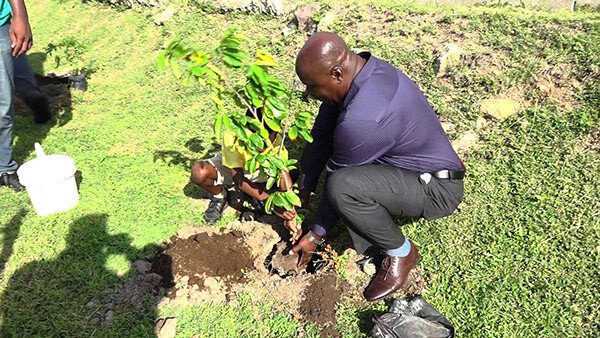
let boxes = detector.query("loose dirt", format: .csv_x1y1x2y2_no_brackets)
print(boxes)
150,231,254,290
299,272,350,338
88,219,428,334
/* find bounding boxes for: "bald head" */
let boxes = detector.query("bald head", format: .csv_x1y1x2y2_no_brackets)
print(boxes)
295,32,365,104
296,32,350,77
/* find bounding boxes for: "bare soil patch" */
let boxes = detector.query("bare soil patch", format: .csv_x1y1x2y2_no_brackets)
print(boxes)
150,231,254,291
87,215,428,334
299,272,350,338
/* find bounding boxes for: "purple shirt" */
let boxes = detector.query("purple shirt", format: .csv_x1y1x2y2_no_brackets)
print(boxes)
300,53,463,236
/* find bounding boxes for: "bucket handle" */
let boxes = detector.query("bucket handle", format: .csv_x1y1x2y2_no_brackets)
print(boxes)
34,142,46,157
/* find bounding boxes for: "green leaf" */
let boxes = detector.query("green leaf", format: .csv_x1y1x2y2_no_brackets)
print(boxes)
266,176,276,190
170,60,182,79
246,65,267,85
265,195,274,213
249,133,265,150
272,193,286,207
267,96,286,111
223,115,232,129
214,114,223,140
298,111,312,120
266,99,286,120
273,193,293,210
245,83,263,108
206,64,223,79
190,65,208,78
299,129,314,143
295,119,307,129
285,191,302,207
255,49,278,67
248,157,257,173
259,126,270,140
157,51,167,69
288,126,298,140
222,54,243,68
271,157,287,171
295,213,305,223
264,118,281,132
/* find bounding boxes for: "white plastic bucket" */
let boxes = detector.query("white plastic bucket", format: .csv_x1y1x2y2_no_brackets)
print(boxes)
17,143,79,216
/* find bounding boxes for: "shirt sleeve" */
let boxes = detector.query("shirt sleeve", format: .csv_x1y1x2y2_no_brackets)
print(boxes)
299,104,338,192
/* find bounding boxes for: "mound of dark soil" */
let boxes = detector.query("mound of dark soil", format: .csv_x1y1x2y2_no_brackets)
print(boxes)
150,231,254,291
299,272,350,338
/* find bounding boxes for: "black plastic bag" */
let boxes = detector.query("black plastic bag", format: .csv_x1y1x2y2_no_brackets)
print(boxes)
371,295,455,338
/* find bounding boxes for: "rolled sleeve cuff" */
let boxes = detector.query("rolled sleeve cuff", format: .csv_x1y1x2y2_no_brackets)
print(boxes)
312,224,328,237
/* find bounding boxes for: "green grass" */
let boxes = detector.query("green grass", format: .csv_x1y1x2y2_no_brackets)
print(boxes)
0,0,598,337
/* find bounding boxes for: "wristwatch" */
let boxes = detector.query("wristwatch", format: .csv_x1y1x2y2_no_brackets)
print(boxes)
306,230,325,246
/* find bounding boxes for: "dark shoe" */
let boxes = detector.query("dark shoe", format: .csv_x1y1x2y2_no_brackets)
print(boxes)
363,241,419,301
203,196,227,224
0,172,25,192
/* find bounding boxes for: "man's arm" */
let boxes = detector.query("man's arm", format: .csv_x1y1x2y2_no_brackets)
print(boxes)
299,103,338,194
8,0,31,57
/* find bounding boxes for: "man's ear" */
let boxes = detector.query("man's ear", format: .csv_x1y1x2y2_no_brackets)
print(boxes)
331,66,343,84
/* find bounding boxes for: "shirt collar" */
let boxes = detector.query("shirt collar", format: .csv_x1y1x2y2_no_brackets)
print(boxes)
339,52,376,111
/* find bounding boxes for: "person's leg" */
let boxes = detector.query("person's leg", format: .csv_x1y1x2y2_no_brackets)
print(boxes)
327,165,426,251
327,165,426,301
14,54,51,124
191,155,230,224
0,23,23,191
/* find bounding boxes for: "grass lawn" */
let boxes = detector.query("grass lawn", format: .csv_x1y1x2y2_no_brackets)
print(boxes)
0,0,598,336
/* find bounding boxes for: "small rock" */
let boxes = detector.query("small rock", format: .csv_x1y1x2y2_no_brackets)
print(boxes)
203,277,220,290
434,43,462,76
105,302,115,310
281,26,295,36
89,317,100,325
147,272,163,286
104,310,115,325
317,11,337,31
213,0,283,16
475,116,488,130
363,262,376,276
85,300,96,309
153,7,176,26
452,130,479,155
156,317,177,338
480,98,520,120
294,3,321,33
176,226,201,239
440,121,455,133
133,260,152,274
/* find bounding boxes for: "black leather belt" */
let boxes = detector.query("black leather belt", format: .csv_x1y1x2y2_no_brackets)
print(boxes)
431,169,465,180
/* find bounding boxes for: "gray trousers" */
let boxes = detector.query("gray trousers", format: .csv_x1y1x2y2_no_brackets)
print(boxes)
327,165,464,253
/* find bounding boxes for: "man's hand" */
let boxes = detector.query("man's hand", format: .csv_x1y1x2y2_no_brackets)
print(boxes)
273,205,296,221
283,218,302,244
290,233,320,269
8,1,32,57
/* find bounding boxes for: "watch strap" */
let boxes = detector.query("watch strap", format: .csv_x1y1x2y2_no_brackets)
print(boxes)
307,230,325,246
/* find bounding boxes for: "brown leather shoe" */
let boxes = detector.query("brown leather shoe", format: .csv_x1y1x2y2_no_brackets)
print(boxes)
363,241,419,301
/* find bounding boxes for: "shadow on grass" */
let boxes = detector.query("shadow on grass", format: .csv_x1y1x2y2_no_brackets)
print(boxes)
0,208,27,274
0,214,160,336
12,52,74,165
153,138,220,171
